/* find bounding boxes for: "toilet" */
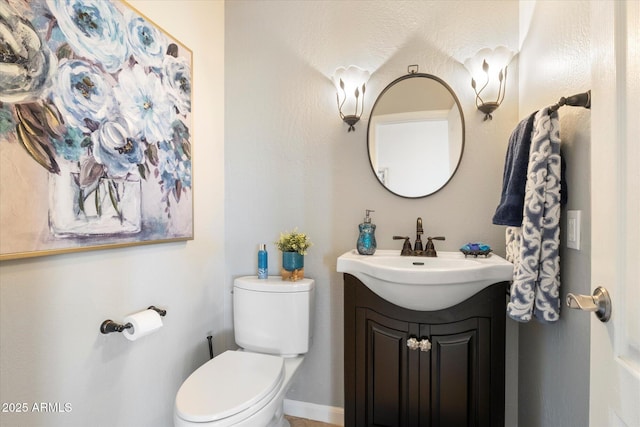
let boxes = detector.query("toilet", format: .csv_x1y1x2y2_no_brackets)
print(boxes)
174,276,315,427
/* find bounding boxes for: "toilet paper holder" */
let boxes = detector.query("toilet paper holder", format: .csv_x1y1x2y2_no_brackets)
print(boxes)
100,306,167,334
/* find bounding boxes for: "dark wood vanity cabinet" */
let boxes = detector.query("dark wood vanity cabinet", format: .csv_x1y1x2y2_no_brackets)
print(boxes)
344,273,508,427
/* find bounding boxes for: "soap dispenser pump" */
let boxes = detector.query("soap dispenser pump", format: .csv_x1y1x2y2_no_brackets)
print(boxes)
357,209,377,255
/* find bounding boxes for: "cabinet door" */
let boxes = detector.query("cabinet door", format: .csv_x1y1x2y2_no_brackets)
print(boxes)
420,318,491,427
355,308,420,427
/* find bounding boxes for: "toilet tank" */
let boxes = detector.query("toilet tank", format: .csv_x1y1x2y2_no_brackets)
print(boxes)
233,276,315,356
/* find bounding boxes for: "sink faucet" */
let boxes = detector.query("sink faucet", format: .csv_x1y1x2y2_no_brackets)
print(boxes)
394,218,445,256
414,217,424,254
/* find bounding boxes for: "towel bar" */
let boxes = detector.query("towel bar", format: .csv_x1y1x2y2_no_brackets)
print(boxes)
548,90,591,113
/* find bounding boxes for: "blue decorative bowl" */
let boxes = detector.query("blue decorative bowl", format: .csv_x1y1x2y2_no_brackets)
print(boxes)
460,243,492,258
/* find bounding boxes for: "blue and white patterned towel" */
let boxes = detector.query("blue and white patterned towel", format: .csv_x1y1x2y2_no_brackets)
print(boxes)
507,108,562,323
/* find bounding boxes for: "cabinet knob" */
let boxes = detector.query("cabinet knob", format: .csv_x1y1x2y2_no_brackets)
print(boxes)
407,337,431,352
407,337,420,350
419,338,432,352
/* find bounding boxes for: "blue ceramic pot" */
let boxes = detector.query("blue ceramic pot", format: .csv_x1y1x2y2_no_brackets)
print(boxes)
282,251,304,271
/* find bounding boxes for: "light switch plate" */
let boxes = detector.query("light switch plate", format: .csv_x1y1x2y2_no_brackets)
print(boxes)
567,210,581,250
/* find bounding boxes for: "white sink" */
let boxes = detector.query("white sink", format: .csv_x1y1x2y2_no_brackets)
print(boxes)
337,249,513,311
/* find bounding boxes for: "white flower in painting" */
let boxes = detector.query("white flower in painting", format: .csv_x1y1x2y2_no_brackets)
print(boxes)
46,0,128,73
163,55,191,115
92,117,144,179
126,13,167,69
114,64,175,144
51,59,116,132
0,1,56,103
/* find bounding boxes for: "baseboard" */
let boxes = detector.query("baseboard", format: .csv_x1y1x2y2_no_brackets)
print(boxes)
284,399,344,426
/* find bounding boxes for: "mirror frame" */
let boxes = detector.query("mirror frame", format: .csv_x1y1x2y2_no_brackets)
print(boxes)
367,73,465,198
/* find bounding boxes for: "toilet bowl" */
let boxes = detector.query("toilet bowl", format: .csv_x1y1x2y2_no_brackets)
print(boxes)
174,351,303,427
174,276,315,427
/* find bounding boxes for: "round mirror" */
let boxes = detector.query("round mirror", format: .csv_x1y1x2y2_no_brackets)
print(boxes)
367,73,465,198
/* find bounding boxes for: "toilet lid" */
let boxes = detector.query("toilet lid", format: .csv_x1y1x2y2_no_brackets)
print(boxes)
175,351,284,423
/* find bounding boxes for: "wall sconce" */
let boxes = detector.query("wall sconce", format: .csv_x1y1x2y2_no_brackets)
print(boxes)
464,47,514,121
332,65,370,132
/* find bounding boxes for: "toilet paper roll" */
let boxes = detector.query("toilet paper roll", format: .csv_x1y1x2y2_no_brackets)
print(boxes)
122,309,163,341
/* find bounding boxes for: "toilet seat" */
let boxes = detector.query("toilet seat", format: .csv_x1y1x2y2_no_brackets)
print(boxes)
175,351,285,424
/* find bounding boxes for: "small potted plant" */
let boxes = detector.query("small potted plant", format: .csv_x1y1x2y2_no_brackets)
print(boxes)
275,229,312,281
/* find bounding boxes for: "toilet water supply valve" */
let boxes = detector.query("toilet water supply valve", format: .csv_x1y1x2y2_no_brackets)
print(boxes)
207,335,214,360
407,337,432,352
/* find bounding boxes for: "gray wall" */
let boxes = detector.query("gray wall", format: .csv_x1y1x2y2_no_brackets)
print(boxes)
517,2,592,426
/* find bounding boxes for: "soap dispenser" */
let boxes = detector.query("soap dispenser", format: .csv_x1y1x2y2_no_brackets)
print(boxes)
357,209,377,255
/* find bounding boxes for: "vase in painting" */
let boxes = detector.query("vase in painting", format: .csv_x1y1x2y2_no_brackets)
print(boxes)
48,166,141,236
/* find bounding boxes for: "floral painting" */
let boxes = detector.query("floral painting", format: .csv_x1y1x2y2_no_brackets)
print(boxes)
0,0,193,260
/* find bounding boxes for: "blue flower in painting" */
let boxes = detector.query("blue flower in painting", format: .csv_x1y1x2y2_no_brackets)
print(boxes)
158,140,191,197
114,64,175,144
0,1,56,103
52,126,86,162
92,118,144,179
178,159,192,189
46,0,128,73
126,13,167,69
157,143,177,184
51,59,116,132
163,55,192,115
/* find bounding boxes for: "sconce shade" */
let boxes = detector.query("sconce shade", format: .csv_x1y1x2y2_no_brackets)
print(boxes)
464,47,514,121
332,66,370,132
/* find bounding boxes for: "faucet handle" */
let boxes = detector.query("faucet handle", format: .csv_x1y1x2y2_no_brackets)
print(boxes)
393,236,413,256
425,236,445,257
